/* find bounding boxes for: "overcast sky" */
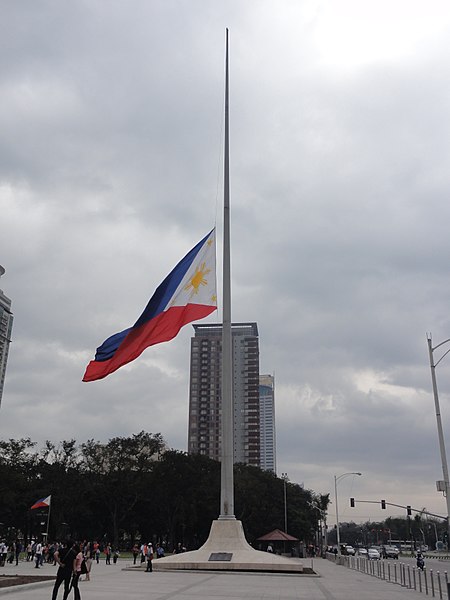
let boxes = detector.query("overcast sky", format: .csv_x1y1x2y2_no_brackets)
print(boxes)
2,0,450,529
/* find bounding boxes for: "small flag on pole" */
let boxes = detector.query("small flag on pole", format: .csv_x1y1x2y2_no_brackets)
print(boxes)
83,229,217,382
31,495,51,510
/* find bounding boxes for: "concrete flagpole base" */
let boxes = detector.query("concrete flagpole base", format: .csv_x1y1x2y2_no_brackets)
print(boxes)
148,520,304,573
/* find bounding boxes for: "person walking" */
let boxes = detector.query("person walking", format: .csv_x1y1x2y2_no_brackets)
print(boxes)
104,543,111,565
0,541,7,566
7,542,15,564
71,543,83,600
140,542,147,564
145,543,154,573
93,541,100,564
84,553,92,581
34,540,42,568
51,541,77,600
15,541,22,565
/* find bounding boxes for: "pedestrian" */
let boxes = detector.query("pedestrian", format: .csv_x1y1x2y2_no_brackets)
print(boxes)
113,548,120,564
71,542,83,600
156,543,164,558
267,544,273,553
132,544,139,564
104,543,111,565
34,540,42,568
51,540,77,600
0,541,6,566
41,542,47,565
15,541,22,565
7,542,15,563
140,542,147,563
84,553,92,581
145,543,154,572
93,541,100,564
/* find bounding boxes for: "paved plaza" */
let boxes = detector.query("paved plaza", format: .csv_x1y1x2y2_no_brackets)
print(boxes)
0,555,432,600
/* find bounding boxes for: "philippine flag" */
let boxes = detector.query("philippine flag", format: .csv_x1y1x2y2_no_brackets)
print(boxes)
31,495,51,510
83,229,217,382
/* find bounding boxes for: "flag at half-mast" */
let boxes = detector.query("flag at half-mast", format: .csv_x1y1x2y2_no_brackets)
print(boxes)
31,495,51,510
83,229,217,382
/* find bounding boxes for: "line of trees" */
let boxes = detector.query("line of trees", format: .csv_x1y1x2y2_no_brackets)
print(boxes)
0,432,329,550
328,515,448,549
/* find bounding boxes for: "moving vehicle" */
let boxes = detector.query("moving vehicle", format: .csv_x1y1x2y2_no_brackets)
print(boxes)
382,546,399,559
343,545,356,556
358,548,368,557
368,547,380,560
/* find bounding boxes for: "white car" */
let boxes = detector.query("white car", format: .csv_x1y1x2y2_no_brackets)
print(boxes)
368,547,380,560
344,545,356,556
358,548,368,557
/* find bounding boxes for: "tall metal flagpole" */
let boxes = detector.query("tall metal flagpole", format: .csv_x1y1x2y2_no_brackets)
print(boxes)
219,28,235,520
45,496,51,541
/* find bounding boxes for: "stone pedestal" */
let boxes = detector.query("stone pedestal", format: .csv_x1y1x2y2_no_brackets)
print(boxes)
151,520,303,573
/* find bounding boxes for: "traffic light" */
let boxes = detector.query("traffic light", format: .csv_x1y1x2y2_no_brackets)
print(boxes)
407,505,412,516
381,499,386,509
350,497,355,507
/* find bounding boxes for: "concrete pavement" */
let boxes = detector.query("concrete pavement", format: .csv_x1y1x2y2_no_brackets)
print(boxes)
0,555,430,599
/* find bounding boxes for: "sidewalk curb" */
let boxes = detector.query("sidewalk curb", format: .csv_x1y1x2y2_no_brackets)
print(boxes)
0,579,54,595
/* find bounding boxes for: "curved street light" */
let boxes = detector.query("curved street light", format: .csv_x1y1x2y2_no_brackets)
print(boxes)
334,472,362,556
427,334,450,545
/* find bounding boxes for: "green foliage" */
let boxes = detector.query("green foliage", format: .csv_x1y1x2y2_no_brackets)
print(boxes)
0,433,327,549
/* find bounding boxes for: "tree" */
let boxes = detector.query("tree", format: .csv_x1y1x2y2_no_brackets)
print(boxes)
0,438,39,541
79,431,165,547
148,450,220,549
0,434,328,550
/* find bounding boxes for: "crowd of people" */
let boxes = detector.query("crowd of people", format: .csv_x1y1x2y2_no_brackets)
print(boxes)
0,540,23,566
0,537,188,598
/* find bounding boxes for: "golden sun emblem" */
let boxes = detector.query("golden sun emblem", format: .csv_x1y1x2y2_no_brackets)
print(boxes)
184,261,211,295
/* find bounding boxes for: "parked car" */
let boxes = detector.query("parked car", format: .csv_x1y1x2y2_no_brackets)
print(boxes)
368,547,381,560
382,546,400,559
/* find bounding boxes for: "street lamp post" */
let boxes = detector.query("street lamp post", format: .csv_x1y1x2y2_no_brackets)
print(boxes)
309,502,327,556
334,472,362,556
427,334,450,545
282,473,288,533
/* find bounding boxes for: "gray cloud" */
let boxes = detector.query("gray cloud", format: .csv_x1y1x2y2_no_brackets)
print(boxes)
2,0,450,525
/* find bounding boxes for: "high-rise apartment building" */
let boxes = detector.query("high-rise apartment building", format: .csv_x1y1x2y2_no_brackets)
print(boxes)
0,266,13,408
188,322,260,466
259,374,276,473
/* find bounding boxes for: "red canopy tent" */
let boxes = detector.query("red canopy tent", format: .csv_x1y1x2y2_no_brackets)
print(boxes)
256,529,300,555
257,529,299,542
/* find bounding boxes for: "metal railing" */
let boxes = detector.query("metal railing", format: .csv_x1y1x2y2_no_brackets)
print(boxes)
326,553,449,598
